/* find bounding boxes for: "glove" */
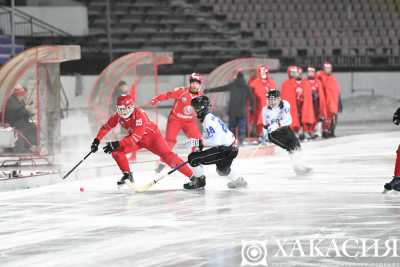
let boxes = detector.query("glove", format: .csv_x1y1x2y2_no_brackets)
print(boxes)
150,97,159,106
393,107,400,125
198,139,204,151
103,141,120,154
91,138,100,153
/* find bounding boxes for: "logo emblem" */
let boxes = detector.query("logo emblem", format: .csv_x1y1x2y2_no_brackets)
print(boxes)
183,105,193,115
241,240,268,266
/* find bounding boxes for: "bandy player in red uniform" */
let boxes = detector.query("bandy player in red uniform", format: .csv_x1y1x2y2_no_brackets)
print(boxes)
150,73,203,172
90,94,196,185
383,107,400,193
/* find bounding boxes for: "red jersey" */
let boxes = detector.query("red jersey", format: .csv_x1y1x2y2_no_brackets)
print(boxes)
96,107,157,148
154,87,202,121
299,78,316,125
281,78,300,131
317,71,341,115
248,77,277,109
306,78,327,119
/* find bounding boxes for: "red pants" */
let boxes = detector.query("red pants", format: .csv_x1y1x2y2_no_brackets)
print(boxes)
253,107,264,137
302,123,314,133
323,112,336,132
394,145,400,177
111,128,193,178
165,116,201,149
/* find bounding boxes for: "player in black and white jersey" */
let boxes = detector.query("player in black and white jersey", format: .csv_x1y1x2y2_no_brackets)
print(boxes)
262,89,312,175
183,95,247,190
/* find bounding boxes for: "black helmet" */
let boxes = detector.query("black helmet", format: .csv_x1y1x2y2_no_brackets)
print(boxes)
267,89,280,99
191,95,210,120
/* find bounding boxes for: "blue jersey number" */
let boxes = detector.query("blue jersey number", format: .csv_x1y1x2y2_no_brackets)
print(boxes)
218,118,228,133
206,127,216,137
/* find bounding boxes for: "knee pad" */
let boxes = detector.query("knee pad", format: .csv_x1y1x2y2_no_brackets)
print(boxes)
216,166,231,176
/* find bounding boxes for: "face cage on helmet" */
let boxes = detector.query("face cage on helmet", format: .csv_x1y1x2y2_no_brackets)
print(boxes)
116,105,134,118
193,103,208,118
190,80,202,93
268,96,280,106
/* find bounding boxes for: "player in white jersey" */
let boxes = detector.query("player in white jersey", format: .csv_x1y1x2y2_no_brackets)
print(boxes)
262,89,312,175
183,96,247,190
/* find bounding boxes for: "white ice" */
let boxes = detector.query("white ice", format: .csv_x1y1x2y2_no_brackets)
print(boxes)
0,127,399,267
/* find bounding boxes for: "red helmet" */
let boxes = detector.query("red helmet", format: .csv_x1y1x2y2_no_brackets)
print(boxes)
323,62,333,74
116,94,135,118
189,73,203,84
287,65,298,78
257,65,269,79
307,67,316,78
297,66,303,75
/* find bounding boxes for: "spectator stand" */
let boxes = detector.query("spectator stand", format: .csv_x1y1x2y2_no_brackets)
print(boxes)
0,45,80,189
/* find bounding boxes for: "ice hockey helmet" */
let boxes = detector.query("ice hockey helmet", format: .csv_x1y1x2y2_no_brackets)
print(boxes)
189,73,203,84
191,95,210,120
267,89,280,99
116,94,135,119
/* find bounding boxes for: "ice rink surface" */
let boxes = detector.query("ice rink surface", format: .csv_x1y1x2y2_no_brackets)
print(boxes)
1,125,400,267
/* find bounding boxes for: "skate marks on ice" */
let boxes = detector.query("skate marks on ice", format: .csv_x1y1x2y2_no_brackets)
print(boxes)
2,190,399,267
0,132,400,266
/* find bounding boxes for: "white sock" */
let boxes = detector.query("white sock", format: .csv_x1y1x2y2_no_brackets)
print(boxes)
192,165,204,177
290,150,306,170
227,169,239,181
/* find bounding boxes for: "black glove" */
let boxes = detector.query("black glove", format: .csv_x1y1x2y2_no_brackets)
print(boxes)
91,138,100,153
103,141,120,154
393,107,400,125
198,139,204,152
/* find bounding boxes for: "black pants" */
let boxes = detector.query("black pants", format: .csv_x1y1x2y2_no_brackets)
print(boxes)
268,126,301,153
188,145,239,175
13,121,37,153
229,116,246,144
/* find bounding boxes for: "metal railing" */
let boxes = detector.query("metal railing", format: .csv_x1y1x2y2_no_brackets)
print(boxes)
0,6,71,37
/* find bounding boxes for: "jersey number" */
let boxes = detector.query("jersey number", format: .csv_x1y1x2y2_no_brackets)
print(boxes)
206,127,215,137
218,118,228,133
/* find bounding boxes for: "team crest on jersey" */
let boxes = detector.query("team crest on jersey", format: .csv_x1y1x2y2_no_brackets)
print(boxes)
183,105,193,115
181,96,187,102
136,118,143,126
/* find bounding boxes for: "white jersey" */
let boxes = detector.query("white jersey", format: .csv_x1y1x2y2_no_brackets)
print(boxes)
201,113,235,147
262,100,292,134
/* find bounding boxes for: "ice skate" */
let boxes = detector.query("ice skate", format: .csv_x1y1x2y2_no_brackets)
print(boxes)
117,172,134,185
227,177,248,189
293,165,313,176
383,176,400,193
183,175,206,190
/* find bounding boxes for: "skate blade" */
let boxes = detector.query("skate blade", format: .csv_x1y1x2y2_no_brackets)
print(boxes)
295,169,313,176
382,189,390,194
227,183,248,189
183,187,205,191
